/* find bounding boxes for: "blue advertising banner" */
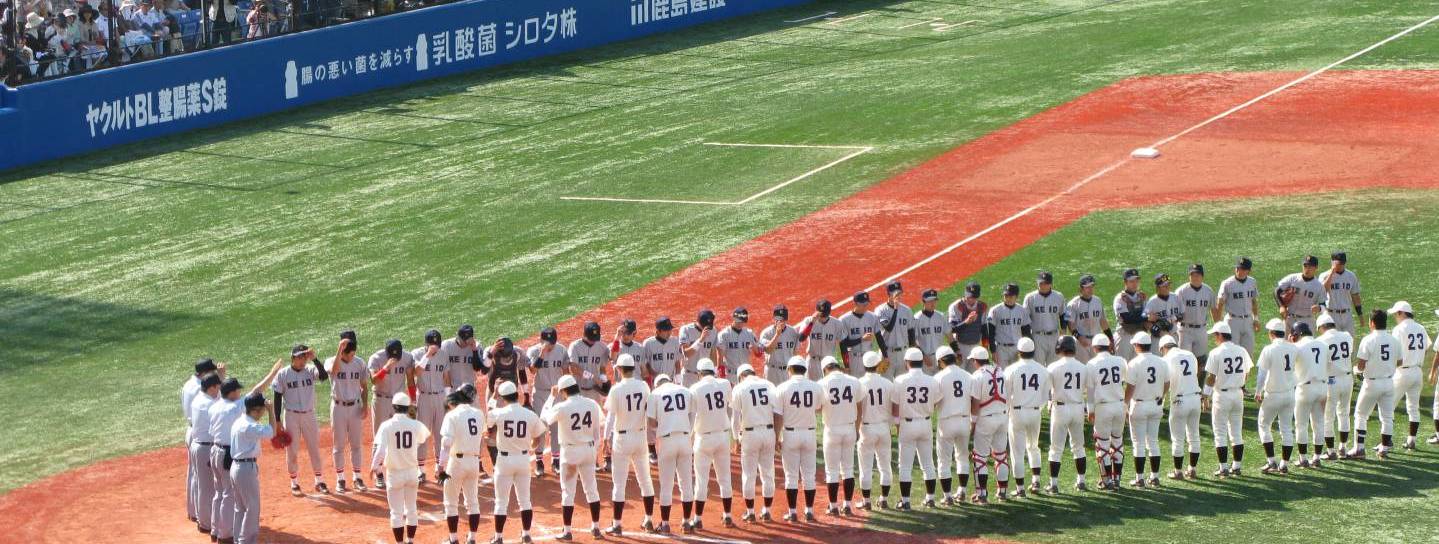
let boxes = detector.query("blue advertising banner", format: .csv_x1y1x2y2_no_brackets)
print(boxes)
0,0,813,172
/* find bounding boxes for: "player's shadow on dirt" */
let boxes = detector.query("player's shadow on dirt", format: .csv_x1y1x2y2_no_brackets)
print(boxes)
0,288,199,373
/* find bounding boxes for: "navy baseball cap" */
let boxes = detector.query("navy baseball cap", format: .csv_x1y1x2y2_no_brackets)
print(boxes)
1079,274,1097,287
291,344,311,358
816,299,832,315
1302,255,1319,267
1189,263,1205,275
1331,251,1347,263
540,326,558,343
1236,257,1253,270
964,281,981,296
385,339,403,357
921,289,939,302
656,316,675,331
1003,283,1020,296
339,329,357,345
620,319,637,334
697,309,715,327
853,291,871,304
1292,322,1313,336
195,358,217,375
886,281,903,294
1154,273,1171,287
773,304,789,319
1037,270,1053,284
1123,268,1141,281
457,324,475,340
583,321,602,339
425,329,443,346
733,307,749,321
220,378,243,396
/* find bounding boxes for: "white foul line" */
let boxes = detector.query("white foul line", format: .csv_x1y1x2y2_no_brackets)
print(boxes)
933,19,980,32
898,17,942,29
825,13,872,25
783,11,836,23
830,13,1439,310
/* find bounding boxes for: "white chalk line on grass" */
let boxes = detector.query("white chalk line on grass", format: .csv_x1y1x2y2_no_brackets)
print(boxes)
933,19,981,32
897,17,942,29
824,13,872,25
830,13,1439,310
783,11,836,23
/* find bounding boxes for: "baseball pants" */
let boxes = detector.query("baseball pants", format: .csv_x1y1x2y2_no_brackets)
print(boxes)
1285,315,1317,337
1295,383,1327,447
885,347,907,379
1257,390,1296,446
416,391,446,468
1048,404,1085,463
1128,400,1164,459
1114,330,1137,361
186,429,196,521
533,390,560,462
560,443,601,506
693,430,733,501
208,444,234,540
780,427,818,491
1326,373,1354,438
384,468,420,528
956,343,980,365
1008,407,1042,475
188,441,215,531
1168,395,1202,456
1224,317,1257,354
443,454,483,516
1092,401,1125,464
822,426,858,483
805,355,826,381
1395,367,1424,427
657,431,695,505
972,412,1010,481
1211,390,1245,448
493,451,534,514
1327,309,1357,334
896,418,936,482
992,343,1018,367
1178,325,1209,360
937,415,972,478
767,365,788,386
283,409,324,481
1031,332,1058,364
370,394,394,475
738,428,777,500
228,460,261,544
1353,378,1396,437
611,432,655,501
331,400,365,479
856,422,893,492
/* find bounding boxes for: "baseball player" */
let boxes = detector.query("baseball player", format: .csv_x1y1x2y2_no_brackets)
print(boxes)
1085,334,1127,490
1277,256,1328,335
718,307,764,384
987,283,1031,366
774,356,822,521
371,391,430,544
643,317,685,384
183,358,219,526
948,282,988,360
1175,264,1218,366
611,319,646,380
731,363,778,522
971,346,1011,503
603,354,656,534
1125,332,1169,487
370,339,415,490
1023,271,1066,364
438,385,490,544
188,371,223,535
1005,339,1049,495
273,344,329,495
894,348,940,507
1291,323,1328,468
207,362,285,544
568,321,612,405
327,336,371,493
912,289,951,368
1159,335,1203,479
799,299,846,379
1046,337,1088,492
1429,310,1439,445
816,355,862,515
761,305,804,384
1066,274,1112,363
1347,309,1402,459
1217,257,1263,353
688,359,736,529
876,281,916,376
413,331,452,484
840,292,883,375
442,325,486,406
488,381,547,544
1315,315,1355,460
1145,274,1182,338
1389,302,1429,449
1317,252,1363,334
1203,322,1252,477
540,375,606,540
485,338,532,408
933,346,975,502
228,393,276,544
649,373,696,533
1113,268,1148,360
678,310,721,386
527,327,569,476
1256,319,1299,474
855,351,896,509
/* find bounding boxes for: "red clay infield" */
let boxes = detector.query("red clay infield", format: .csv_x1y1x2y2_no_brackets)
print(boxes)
4,70,1438,544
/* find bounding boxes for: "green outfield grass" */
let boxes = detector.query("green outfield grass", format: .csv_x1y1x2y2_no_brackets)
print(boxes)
1,0,1437,493
871,189,1439,543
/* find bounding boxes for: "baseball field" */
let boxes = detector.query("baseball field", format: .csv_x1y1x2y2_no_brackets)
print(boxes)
2,0,1439,542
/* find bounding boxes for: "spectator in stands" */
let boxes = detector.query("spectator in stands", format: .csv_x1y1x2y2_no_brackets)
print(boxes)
0,46,20,85
22,11,64,77
66,4,103,68
2,0,15,49
126,0,165,54
205,0,233,45
244,0,272,39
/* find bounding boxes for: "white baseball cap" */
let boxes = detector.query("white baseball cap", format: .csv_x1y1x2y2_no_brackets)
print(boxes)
655,374,672,385
968,346,991,361
496,381,518,397
1208,322,1232,335
787,355,808,371
1017,337,1036,353
557,375,577,390
862,351,883,368
822,356,842,369
392,392,412,407
1092,334,1111,348
1388,301,1414,315
615,353,637,369
935,345,956,360
1158,335,1178,348
738,364,756,376
1317,314,1336,327
1265,318,1286,333
904,347,924,362
696,358,716,372
1130,331,1152,345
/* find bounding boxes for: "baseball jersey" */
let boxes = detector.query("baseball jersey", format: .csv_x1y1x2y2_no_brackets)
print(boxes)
439,403,487,458
1164,348,1202,399
526,343,570,394
612,340,646,370
774,376,822,428
1085,353,1127,407
229,414,274,461
373,414,431,473
973,364,1009,416
1204,342,1253,390
1144,294,1182,326
1126,353,1169,402
817,371,862,427
1356,330,1402,378
986,303,1030,345
1293,337,1327,386
327,355,367,403
1316,269,1361,311
947,299,988,346
678,324,718,377
1319,329,1355,376
800,316,845,361
894,368,940,419
689,376,733,434
541,395,603,446
1047,357,1087,405
368,349,415,397
487,351,531,394
911,309,950,356
438,339,480,388
1023,290,1065,334
839,310,881,359
1176,282,1216,327
190,393,217,442
642,336,684,378
604,378,651,434
182,376,201,422
934,365,976,418
648,382,694,436
1392,319,1430,369
1255,340,1299,393
1113,290,1147,327
858,373,896,424
490,403,543,453
731,377,776,431
1276,273,1327,316
1064,296,1106,337
717,326,760,373
1218,275,1260,318
207,397,243,446
272,364,318,412
875,302,914,351
759,323,803,367
568,339,611,390
414,351,450,394
1003,358,1049,408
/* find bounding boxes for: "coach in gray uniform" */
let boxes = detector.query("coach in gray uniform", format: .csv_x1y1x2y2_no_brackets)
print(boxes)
1145,273,1182,337
1277,255,1328,335
876,281,915,377
1218,257,1262,353
1113,268,1147,360
678,310,720,386
986,283,1031,366
1065,274,1111,362
949,282,988,363
1317,252,1363,334
912,289,950,369
1176,264,1218,362
1023,271,1065,364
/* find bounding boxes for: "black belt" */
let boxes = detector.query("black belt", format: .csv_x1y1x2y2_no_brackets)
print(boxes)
1055,401,1077,406
1330,308,1350,314
1015,406,1040,410
334,400,358,407
233,458,256,463
419,390,444,395
1034,331,1058,335
499,450,529,457
286,409,311,414
1175,392,1199,397
701,429,729,436
1183,323,1204,328
195,441,214,446
1228,316,1253,320
902,417,923,422
617,429,644,435
996,342,1016,347
784,426,815,431
1366,375,1393,381
744,424,773,431
564,441,595,448
1219,387,1239,392
455,452,483,458
375,393,392,399
661,430,690,438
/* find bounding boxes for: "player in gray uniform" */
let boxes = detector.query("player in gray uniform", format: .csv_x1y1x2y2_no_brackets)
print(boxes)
678,310,721,386
1112,268,1147,361
1065,274,1112,363
369,340,414,491
1276,255,1328,335
1023,271,1065,364
528,326,569,477
839,292,883,375
1175,264,1218,362
985,283,1031,366
799,300,845,379
948,282,989,362
327,334,371,493
439,325,485,407
876,281,916,376
1145,274,1182,338
1217,257,1262,354
718,307,764,384
413,330,452,483
1317,252,1363,334
611,319,646,382
761,305,804,384
644,317,687,383
911,289,950,369
569,321,613,403
273,344,329,495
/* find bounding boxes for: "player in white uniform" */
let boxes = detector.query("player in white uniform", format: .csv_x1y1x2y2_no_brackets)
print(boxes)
688,359,736,529
1388,302,1429,449
371,392,431,544
1255,319,1299,474
1216,257,1262,354
183,358,218,526
1145,274,1182,339
1316,314,1356,459
188,372,223,535
1045,337,1088,492
1429,309,1439,445
568,322,612,405
934,346,976,502
1276,256,1328,335
1159,336,1203,479
1316,251,1362,334
678,310,721,386
816,355,863,515
1348,309,1404,459
327,335,371,493
273,344,329,495
1203,322,1253,477
649,374,696,533
413,331,452,484
876,281,916,377
370,340,415,491
488,381,548,544
603,354,656,535
1086,334,1127,490
1005,338,1049,495
774,356,823,521
527,327,569,476
912,289,950,368
761,305,804,384
840,292,883,375
731,364,778,522
540,375,605,541
970,346,1011,503
1125,332,1169,487
1176,264,1219,362
1065,275,1112,363
718,307,764,385
438,385,491,544
1024,271,1066,364
800,300,846,380
987,283,1031,366
1112,269,1147,361
854,351,896,510
894,348,940,508
1290,323,1328,468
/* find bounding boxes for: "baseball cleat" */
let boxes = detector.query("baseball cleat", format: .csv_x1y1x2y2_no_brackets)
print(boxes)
1169,470,1186,480
1377,448,1391,460
682,521,695,534
335,480,347,493
897,501,911,511
761,511,773,523
1312,458,1323,469
1130,477,1146,488
488,536,503,544
942,495,956,507
375,475,386,490
521,534,532,544
1046,483,1060,494
1075,481,1088,492
1429,435,1439,445
1230,466,1242,477
604,524,623,536
1184,467,1198,479
656,522,670,534
1013,487,1027,498
353,478,367,491
1148,476,1160,487
826,506,839,516
741,512,756,523
693,519,704,530
290,483,303,496
861,500,873,511
554,531,573,541
315,482,330,494
877,499,889,510
1296,459,1310,469
1029,482,1041,494
805,511,817,522
1347,448,1366,460
971,493,988,505
842,506,855,517
1324,450,1340,461
592,527,604,538
1260,462,1280,475
783,512,798,522
468,538,478,544
641,519,656,533
996,489,1008,502
1279,464,1290,474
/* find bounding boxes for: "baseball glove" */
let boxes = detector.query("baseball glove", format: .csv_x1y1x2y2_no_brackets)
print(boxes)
1279,287,1297,307
876,358,892,376
270,429,293,449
